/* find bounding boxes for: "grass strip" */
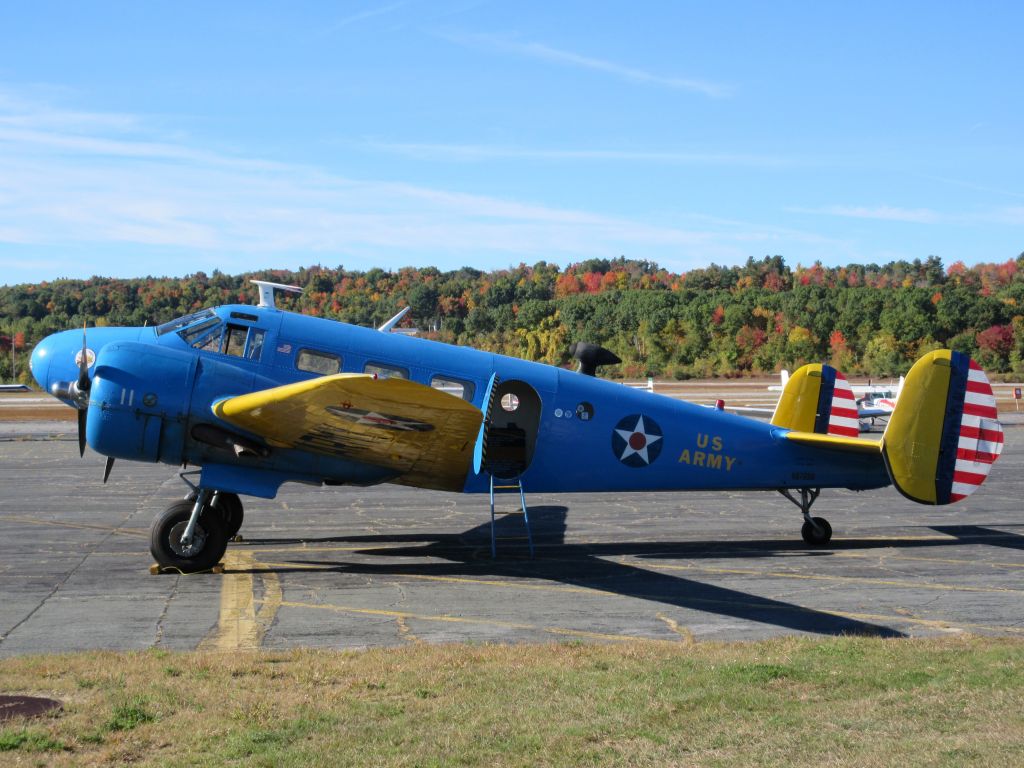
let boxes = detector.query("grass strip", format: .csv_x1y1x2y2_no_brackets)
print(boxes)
1,635,1022,767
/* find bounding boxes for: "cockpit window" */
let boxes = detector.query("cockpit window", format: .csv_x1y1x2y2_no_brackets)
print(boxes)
180,319,265,362
180,317,223,348
156,308,217,336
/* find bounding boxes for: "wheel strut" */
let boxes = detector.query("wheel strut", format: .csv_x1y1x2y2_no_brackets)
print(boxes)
778,487,832,545
180,488,211,549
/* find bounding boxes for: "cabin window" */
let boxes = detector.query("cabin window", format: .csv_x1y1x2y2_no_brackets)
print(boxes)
430,375,475,402
364,362,408,380
224,325,248,357
500,393,520,412
297,349,342,375
246,330,265,361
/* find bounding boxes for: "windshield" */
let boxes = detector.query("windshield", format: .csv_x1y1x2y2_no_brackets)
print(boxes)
180,317,224,349
155,308,217,337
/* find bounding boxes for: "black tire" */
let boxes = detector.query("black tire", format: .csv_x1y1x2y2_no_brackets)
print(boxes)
212,492,244,538
801,516,833,546
150,499,228,573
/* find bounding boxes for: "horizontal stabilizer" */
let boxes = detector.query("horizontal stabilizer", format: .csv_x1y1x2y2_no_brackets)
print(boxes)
783,431,881,454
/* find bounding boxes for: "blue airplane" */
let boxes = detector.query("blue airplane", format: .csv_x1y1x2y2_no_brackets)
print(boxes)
29,281,1004,574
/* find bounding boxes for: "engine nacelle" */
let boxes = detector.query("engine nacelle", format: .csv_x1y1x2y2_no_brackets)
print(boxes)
86,342,198,463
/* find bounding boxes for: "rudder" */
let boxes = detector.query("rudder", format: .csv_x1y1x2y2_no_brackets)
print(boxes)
881,350,1003,504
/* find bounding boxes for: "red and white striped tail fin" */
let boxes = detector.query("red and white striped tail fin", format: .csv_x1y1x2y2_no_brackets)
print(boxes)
827,371,861,438
951,360,1004,502
882,350,1003,505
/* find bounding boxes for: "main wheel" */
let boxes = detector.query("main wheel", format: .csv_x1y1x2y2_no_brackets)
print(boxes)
801,516,833,546
150,500,228,573
212,492,244,539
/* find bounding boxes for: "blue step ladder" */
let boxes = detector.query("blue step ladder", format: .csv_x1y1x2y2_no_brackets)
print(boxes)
488,474,534,558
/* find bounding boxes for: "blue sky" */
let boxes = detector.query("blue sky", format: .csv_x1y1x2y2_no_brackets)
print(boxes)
1,1,1022,285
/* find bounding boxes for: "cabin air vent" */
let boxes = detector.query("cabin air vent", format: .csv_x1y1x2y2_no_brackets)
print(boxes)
570,342,621,377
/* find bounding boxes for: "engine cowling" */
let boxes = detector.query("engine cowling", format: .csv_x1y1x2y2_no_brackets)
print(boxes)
86,342,198,464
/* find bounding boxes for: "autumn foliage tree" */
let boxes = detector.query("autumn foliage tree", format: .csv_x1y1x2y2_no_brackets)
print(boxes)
2,253,1024,383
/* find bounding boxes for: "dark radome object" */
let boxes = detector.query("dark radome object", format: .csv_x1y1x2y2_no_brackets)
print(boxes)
0,695,62,721
570,342,621,376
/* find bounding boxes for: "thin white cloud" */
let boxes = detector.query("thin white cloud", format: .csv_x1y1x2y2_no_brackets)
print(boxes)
788,205,940,224
919,174,1024,200
978,207,1024,225
440,32,731,98
323,1,409,33
0,87,803,280
362,141,789,168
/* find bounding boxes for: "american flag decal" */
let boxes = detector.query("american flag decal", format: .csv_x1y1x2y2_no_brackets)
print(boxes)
949,358,1003,502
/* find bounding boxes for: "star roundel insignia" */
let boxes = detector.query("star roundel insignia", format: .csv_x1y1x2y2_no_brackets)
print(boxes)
611,414,664,468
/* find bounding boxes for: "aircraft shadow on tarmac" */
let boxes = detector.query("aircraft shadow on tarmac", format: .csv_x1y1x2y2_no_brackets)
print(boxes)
230,505,1024,640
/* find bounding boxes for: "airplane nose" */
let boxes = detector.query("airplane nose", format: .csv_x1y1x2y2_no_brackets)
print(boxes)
30,336,53,390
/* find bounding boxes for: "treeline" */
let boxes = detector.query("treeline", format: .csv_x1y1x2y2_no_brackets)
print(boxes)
2,254,1024,384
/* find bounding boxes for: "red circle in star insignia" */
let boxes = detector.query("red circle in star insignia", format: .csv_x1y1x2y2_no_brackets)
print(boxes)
611,414,664,467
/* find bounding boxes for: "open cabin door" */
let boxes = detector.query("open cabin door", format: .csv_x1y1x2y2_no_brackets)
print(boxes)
473,375,542,479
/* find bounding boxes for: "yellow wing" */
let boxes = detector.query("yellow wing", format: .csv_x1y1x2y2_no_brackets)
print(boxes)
212,374,483,492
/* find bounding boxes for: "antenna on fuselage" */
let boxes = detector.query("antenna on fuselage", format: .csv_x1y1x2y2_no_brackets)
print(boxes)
250,280,302,309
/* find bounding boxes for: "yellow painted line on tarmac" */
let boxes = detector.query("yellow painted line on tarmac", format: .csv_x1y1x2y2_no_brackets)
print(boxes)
241,543,417,555
629,559,1024,594
395,572,615,597
833,550,1024,570
244,560,335,570
0,514,147,537
199,550,282,651
833,534,957,542
265,598,656,643
401,569,1024,636
657,613,695,643
771,605,1024,636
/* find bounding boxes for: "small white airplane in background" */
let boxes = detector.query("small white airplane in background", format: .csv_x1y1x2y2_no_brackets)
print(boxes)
856,379,903,427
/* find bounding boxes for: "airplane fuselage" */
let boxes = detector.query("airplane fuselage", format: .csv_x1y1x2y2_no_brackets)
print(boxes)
31,303,890,500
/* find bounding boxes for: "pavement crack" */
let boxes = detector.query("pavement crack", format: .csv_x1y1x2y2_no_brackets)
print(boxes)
0,489,150,649
153,574,180,647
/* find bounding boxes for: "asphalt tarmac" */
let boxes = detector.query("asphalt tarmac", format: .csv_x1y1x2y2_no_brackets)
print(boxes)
1,425,1022,656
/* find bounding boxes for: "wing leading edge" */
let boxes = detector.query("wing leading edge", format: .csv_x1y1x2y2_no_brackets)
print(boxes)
212,374,483,492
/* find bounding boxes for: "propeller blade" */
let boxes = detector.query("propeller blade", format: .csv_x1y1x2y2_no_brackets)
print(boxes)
77,408,87,457
102,456,115,483
77,326,91,392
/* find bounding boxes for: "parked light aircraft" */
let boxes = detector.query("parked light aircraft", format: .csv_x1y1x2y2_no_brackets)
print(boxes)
30,281,1004,573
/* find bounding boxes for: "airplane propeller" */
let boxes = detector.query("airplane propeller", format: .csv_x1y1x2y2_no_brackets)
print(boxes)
51,326,93,457
75,327,92,457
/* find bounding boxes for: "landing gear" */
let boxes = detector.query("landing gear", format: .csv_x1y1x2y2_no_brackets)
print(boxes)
778,487,833,546
150,494,228,573
801,516,832,546
211,492,244,539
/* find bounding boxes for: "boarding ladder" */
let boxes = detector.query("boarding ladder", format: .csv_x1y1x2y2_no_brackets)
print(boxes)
488,474,534,558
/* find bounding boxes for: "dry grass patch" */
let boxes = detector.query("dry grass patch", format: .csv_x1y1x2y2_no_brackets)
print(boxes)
0,636,1022,766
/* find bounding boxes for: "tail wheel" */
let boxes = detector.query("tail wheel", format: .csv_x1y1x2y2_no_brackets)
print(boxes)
150,500,228,573
801,516,832,546
212,492,244,538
